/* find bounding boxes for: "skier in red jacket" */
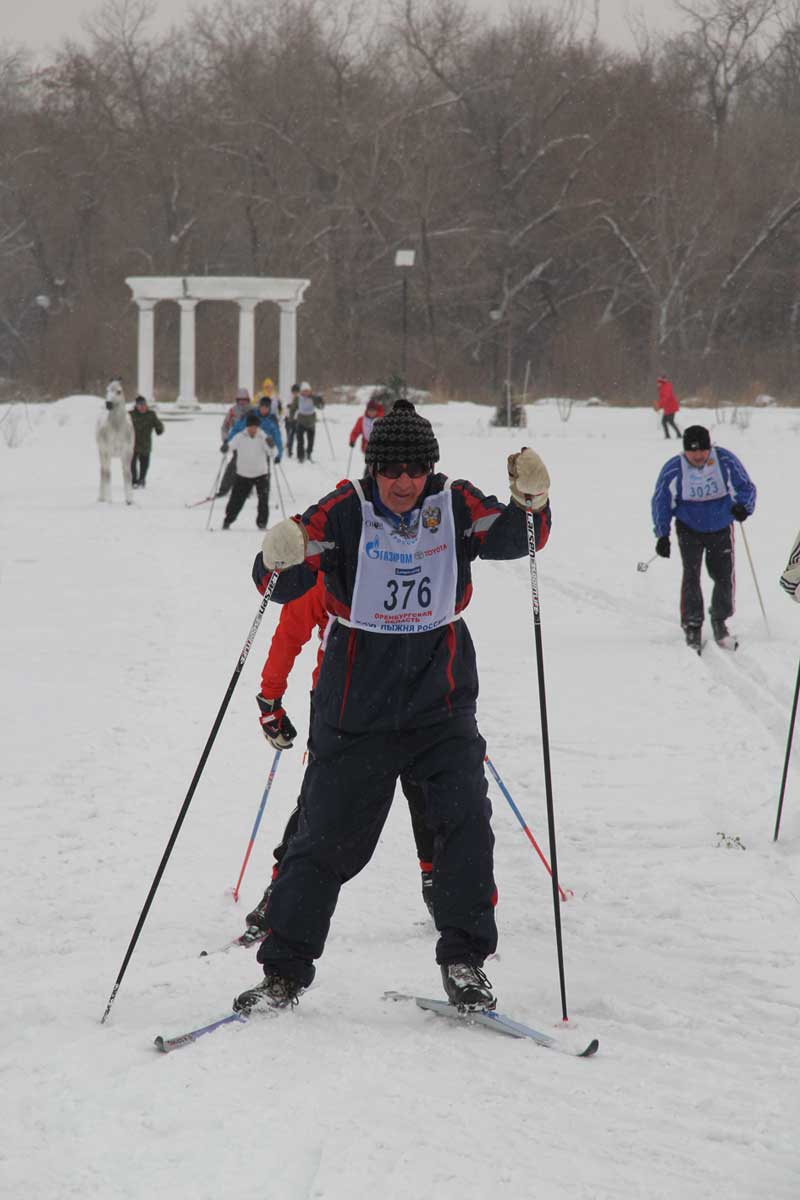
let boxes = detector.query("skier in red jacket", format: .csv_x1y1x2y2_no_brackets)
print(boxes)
246,571,437,936
348,391,387,455
655,376,681,440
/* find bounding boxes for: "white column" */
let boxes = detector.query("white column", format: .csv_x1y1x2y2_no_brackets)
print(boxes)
136,299,156,401
278,301,299,406
177,299,197,408
237,299,258,398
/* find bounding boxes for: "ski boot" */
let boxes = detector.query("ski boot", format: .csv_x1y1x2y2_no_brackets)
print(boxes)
440,962,496,1012
684,625,702,654
245,884,273,933
711,618,730,643
233,971,303,1014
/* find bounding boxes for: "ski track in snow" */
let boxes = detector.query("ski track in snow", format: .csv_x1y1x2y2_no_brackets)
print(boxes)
1,397,799,1199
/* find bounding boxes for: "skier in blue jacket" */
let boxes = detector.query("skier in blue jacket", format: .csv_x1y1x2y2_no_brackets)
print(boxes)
224,395,283,461
651,424,756,650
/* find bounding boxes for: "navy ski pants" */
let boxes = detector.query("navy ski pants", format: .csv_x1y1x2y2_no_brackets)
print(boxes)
257,713,497,986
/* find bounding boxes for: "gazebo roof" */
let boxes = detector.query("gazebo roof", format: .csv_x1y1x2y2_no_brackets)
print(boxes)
126,276,309,304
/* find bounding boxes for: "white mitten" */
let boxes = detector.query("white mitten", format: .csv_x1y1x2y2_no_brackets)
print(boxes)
781,531,800,603
508,448,550,511
261,518,308,569
781,562,800,603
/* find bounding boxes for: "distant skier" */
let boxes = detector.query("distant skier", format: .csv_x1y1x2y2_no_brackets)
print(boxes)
289,381,324,463
655,376,681,439
129,395,164,488
244,571,436,939
284,384,300,458
218,389,252,498
221,411,273,530
224,394,283,463
780,531,800,602
651,424,757,651
256,376,282,418
348,390,387,456
232,398,552,1017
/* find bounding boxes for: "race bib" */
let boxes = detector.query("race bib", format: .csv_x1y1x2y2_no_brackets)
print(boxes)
680,454,727,502
348,484,458,634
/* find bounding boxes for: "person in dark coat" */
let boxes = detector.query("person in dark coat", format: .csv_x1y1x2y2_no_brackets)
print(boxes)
129,395,164,488
232,399,552,1016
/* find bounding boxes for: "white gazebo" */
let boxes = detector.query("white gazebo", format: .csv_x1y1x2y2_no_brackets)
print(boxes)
126,276,310,407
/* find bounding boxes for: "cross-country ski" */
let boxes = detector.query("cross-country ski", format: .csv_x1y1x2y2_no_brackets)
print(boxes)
383,991,599,1057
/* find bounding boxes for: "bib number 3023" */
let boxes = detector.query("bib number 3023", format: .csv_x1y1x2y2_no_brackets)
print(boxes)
688,479,719,498
383,576,432,611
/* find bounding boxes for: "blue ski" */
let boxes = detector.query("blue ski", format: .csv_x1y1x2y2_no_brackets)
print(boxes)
383,991,598,1057
154,1012,248,1053
199,928,267,958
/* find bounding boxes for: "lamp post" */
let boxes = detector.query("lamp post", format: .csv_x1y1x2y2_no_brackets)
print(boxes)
394,249,416,397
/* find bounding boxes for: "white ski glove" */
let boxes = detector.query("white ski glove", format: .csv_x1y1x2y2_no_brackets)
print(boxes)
508,448,550,512
261,518,308,570
780,531,800,603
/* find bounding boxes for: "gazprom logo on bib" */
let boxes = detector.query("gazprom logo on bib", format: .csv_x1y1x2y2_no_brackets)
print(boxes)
365,539,413,564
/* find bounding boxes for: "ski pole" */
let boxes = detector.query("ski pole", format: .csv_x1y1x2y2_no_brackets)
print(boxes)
206,454,227,532
272,461,287,520
740,524,770,636
637,555,657,573
346,442,354,478
525,495,569,1022
774,655,800,841
276,460,295,503
100,569,281,1024
484,755,571,900
321,409,336,459
232,750,282,901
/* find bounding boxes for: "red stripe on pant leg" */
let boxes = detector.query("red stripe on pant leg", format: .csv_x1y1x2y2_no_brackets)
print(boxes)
338,630,357,724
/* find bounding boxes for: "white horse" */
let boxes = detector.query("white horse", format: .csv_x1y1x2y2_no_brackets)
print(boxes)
97,378,135,504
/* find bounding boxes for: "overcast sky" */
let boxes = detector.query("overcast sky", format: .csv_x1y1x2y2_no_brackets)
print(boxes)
4,0,684,56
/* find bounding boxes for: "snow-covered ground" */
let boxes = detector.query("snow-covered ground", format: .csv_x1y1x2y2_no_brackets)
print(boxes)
1,396,798,1200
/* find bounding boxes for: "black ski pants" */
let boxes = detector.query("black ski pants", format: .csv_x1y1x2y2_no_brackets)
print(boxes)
285,419,296,458
217,454,237,497
224,472,270,527
257,713,497,986
296,422,315,462
676,519,735,628
661,413,681,439
272,775,434,868
131,451,150,485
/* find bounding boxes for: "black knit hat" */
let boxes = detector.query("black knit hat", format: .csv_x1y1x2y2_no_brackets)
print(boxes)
245,410,261,427
683,424,711,451
364,398,439,471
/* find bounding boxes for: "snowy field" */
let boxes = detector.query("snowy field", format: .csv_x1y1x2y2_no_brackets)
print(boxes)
1,395,799,1200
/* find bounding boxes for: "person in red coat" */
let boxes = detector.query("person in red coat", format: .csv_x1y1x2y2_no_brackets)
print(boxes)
348,390,387,455
655,376,681,439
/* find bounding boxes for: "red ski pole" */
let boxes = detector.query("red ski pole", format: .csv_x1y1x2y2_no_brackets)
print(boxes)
484,755,572,901
232,750,283,902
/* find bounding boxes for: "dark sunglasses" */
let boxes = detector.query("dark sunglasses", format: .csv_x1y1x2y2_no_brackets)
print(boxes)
377,462,429,479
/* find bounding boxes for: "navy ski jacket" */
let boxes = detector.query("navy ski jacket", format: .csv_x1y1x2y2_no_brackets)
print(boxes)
252,474,551,733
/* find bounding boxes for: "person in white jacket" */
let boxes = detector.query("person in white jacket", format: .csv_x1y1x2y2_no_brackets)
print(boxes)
780,530,800,602
221,411,274,530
